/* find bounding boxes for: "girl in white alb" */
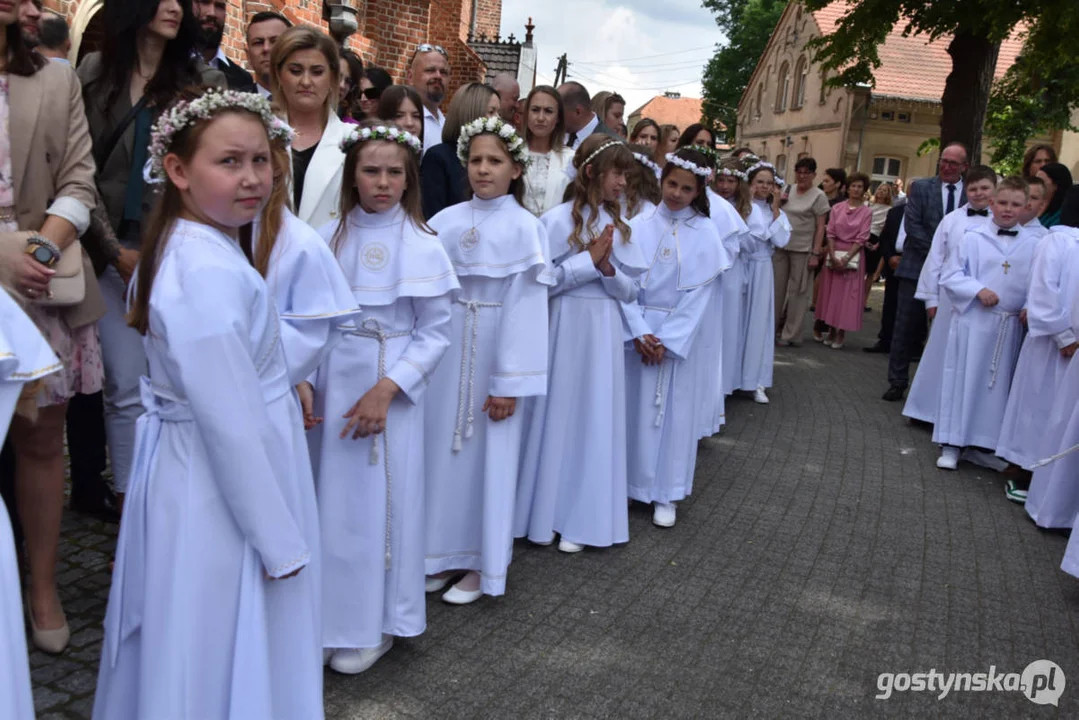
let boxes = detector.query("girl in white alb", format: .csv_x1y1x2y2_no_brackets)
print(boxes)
623,147,730,529
306,124,457,675
516,135,648,552
713,159,753,398
94,90,324,720
423,118,552,603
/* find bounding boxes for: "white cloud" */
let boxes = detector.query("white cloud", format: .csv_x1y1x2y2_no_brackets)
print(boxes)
500,0,725,115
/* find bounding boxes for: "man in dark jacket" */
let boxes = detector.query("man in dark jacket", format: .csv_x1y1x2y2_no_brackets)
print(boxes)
193,0,257,92
864,199,906,354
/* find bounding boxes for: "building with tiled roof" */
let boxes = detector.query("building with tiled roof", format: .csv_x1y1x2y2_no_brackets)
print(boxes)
735,0,1035,186
469,20,538,91
628,94,707,134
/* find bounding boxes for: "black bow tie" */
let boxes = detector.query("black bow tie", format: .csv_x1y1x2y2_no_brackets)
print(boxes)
967,208,989,217
997,228,1019,237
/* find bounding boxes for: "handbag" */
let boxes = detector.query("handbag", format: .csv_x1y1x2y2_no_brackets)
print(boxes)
829,247,861,271
35,240,86,307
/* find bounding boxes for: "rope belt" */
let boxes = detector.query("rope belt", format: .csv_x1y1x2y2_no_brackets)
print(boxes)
452,298,503,452
988,310,1020,389
348,318,411,569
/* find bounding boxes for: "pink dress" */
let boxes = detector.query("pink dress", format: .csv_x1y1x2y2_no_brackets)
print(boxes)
816,202,871,332
0,75,103,407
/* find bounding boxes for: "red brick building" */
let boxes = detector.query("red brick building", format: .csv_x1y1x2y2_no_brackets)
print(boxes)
51,0,515,95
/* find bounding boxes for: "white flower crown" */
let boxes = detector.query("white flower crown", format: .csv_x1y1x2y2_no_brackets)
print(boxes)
665,153,712,178
715,167,747,181
340,125,423,155
745,161,777,179
144,89,289,185
580,140,623,169
456,116,529,167
632,152,661,176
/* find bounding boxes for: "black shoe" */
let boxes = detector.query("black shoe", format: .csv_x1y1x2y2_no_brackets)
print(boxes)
863,342,890,354
70,486,121,523
882,386,906,402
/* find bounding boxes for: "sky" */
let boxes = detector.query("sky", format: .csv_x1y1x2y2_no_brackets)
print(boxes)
500,0,726,115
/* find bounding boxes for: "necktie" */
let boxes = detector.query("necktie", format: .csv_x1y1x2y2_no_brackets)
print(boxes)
997,228,1018,237
967,207,988,217
567,131,578,149
946,184,956,214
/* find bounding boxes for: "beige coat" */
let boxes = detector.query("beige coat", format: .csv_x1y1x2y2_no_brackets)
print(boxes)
9,60,104,328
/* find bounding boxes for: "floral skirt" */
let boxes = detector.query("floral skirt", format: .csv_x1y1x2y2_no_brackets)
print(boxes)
22,303,104,407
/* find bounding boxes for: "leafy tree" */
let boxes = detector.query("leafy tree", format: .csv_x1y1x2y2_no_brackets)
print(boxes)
701,0,787,137
802,0,1079,165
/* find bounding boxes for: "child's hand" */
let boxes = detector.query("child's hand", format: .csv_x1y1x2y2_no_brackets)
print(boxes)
1020,309,1028,326
1062,342,1078,359
296,382,322,430
341,378,399,439
483,396,516,421
927,306,937,321
588,225,614,267
266,566,304,581
976,288,999,307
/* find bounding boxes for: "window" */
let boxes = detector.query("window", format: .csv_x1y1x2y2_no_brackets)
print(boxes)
776,154,788,178
871,156,903,186
755,84,763,120
880,111,895,121
775,62,790,112
819,69,828,104
897,112,911,123
792,56,808,108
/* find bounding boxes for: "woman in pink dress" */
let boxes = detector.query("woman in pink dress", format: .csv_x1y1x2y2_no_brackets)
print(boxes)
816,172,872,349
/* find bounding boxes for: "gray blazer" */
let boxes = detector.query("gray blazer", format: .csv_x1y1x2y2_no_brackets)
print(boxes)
76,53,225,243
896,177,967,281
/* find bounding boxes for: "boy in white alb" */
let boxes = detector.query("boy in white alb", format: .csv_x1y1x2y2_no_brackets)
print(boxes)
934,177,1039,471
903,166,996,425
1020,177,1050,240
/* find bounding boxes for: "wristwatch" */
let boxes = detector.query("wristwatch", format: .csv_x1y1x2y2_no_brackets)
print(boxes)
25,234,61,268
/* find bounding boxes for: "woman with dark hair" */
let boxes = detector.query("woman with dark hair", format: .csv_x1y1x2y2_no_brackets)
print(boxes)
677,123,715,150
377,84,425,147
358,65,392,120
522,84,574,216
76,0,222,511
1022,144,1057,180
1037,162,1074,228
337,48,364,123
1,0,105,654
774,156,829,346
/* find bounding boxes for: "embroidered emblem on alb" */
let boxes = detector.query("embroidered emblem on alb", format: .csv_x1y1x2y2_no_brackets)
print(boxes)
658,245,676,263
459,227,480,253
362,242,390,271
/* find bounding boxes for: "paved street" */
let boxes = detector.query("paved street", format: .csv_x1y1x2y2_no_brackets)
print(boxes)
28,290,1079,718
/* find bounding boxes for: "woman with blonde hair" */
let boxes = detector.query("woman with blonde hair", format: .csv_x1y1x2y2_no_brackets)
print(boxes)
420,81,500,218
863,182,894,310
270,25,345,230
653,124,679,169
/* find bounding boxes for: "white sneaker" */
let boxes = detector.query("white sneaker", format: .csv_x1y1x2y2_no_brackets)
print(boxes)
442,581,483,605
329,636,393,675
753,387,769,404
936,446,960,470
558,538,584,553
652,503,676,527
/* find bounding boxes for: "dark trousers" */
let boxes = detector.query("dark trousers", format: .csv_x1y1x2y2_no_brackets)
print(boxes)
879,268,899,348
887,277,928,389
0,439,19,548
66,390,109,500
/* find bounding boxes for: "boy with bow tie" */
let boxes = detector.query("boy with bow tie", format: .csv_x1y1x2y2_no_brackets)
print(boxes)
933,177,1039,471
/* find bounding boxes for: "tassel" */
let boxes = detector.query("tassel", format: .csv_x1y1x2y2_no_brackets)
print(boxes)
452,432,463,453
385,551,392,570
370,437,380,465
464,421,474,439
655,410,664,428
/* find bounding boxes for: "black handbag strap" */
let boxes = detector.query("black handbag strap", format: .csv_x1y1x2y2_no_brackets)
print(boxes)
93,95,150,173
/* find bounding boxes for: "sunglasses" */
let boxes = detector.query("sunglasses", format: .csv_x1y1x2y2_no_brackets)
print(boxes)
362,87,383,101
415,43,448,58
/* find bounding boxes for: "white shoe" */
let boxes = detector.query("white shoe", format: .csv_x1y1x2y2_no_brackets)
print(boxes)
529,534,555,546
753,387,769,404
425,574,456,593
442,580,483,605
936,446,960,470
329,636,393,675
652,503,676,527
558,538,584,553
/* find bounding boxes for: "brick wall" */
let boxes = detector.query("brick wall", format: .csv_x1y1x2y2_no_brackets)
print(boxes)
53,0,499,103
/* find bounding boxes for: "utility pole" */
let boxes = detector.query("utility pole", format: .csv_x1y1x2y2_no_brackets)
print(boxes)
552,54,567,86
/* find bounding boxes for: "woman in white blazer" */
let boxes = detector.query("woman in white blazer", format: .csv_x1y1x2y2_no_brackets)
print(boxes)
270,26,348,231
521,85,576,217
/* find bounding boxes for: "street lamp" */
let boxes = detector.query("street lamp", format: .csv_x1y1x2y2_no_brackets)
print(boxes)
322,0,358,46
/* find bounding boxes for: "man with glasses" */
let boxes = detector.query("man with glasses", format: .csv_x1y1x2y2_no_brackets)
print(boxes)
408,44,450,152
882,142,969,402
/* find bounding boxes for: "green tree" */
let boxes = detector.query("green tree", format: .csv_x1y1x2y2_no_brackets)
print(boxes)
802,0,1079,165
701,0,787,138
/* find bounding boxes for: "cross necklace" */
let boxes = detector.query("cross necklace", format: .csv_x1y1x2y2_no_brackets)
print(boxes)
1001,260,1012,274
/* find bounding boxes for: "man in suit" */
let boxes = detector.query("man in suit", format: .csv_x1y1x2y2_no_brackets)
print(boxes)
557,81,619,150
882,143,969,401
408,44,451,153
864,198,906,354
36,10,70,63
194,0,256,92
245,11,291,99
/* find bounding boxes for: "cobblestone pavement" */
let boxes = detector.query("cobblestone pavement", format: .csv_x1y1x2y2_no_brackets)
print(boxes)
28,292,1079,718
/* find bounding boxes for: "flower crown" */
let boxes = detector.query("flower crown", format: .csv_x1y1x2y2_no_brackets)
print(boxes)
745,160,778,180
457,116,529,167
340,125,423,155
580,140,622,169
632,152,661,176
144,89,289,185
665,153,712,178
715,166,747,181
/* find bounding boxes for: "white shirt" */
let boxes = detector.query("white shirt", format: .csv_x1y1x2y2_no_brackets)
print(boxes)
211,46,229,70
256,84,271,99
895,217,908,253
423,106,445,153
47,56,71,65
565,113,599,149
941,178,964,214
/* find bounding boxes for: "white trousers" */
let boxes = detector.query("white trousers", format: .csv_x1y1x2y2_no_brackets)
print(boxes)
97,266,147,492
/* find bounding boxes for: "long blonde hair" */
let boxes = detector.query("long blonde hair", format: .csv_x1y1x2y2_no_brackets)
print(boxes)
253,138,292,278
566,134,633,251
